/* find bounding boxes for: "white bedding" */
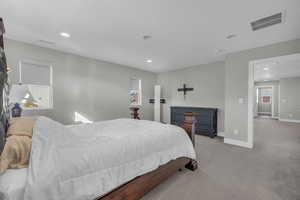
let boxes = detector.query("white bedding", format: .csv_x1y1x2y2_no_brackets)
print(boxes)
1,117,196,200
0,169,27,200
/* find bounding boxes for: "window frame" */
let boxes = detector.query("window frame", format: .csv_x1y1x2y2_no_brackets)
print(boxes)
18,59,53,110
129,78,142,106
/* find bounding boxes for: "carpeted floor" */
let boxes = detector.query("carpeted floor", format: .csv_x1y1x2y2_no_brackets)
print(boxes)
142,119,300,200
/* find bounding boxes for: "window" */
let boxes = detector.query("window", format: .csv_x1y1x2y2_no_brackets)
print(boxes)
129,78,142,106
12,59,53,110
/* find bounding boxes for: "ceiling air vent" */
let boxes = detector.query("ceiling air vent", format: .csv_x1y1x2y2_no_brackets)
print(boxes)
250,13,282,31
38,40,55,45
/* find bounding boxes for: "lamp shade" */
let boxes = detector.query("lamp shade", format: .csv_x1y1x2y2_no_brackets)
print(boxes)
9,84,36,104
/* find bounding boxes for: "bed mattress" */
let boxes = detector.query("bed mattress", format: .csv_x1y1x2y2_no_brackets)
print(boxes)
0,168,27,200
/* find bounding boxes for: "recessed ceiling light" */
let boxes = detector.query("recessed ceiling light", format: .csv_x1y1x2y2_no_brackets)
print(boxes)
226,34,237,39
60,32,70,38
146,59,152,63
264,67,269,70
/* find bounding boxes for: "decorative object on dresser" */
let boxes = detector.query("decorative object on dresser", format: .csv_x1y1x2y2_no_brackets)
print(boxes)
11,103,22,118
171,106,218,138
130,107,140,119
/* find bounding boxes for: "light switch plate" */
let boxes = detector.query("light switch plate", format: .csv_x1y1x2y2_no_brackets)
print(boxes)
238,98,244,104
234,129,239,135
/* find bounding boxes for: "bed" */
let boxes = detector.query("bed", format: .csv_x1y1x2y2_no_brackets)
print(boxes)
0,117,196,200
0,19,196,200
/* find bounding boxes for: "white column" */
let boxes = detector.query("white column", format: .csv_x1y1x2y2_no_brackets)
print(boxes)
154,85,161,122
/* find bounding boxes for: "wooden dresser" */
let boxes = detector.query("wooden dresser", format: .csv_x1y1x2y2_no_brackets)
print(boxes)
171,106,218,138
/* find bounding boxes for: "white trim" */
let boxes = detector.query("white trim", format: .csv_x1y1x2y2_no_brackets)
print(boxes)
279,118,300,123
217,132,225,137
18,61,22,84
278,84,281,118
224,138,253,149
130,78,142,106
248,61,254,148
248,53,300,149
154,85,161,122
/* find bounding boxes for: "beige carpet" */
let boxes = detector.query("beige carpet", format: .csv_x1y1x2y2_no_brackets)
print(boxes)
142,119,300,200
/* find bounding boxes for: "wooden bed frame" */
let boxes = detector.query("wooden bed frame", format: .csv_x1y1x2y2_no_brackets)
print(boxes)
97,157,193,200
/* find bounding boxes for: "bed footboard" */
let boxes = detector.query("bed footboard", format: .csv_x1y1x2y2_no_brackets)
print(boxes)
97,157,191,200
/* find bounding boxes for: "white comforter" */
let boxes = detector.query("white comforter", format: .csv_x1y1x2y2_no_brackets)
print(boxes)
24,117,196,200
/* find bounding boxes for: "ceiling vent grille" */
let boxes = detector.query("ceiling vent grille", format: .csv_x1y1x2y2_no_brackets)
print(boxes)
250,13,282,31
38,40,55,45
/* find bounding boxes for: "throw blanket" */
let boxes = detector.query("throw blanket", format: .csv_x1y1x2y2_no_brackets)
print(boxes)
24,117,196,200
0,136,31,173
0,118,35,173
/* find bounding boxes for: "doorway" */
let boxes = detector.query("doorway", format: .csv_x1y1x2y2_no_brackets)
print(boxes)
255,86,274,118
248,53,300,148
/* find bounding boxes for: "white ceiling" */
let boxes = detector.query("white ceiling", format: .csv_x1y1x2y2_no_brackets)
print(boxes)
254,54,300,82
1,0,300,73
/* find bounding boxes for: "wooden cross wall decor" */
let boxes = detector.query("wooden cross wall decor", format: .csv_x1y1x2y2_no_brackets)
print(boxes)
178,84,194,98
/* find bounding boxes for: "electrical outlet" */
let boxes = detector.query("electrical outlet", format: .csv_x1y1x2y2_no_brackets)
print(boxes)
289,114,293,118
234,129,239,135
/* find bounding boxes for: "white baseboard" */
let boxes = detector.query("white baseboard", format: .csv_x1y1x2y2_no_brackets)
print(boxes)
217,132,225,137
224,138,253,149
279,118,300,123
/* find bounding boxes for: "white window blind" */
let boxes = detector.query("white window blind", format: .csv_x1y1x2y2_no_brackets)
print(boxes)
16,60,53,110
20,61,51,85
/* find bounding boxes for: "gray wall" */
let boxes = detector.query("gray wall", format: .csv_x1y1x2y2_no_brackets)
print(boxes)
255,81,280,117
279,77,300,121
225,39,300,142
157,61,225,134
5,39,157,124
5,38,300,143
